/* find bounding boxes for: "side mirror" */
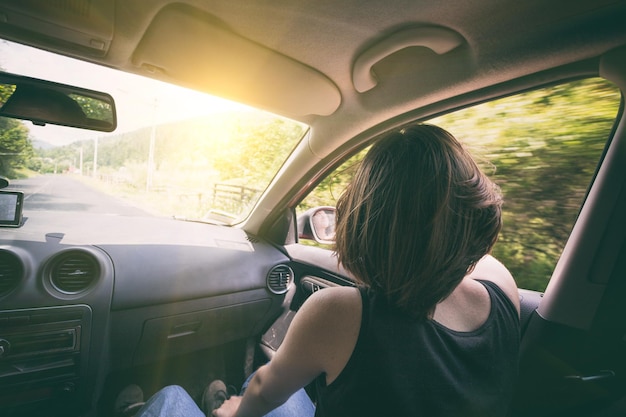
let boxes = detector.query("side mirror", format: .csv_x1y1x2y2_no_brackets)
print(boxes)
0,71,116,132
298,206,336,245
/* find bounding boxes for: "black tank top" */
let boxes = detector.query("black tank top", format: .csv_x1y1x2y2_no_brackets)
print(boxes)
314,280,520,417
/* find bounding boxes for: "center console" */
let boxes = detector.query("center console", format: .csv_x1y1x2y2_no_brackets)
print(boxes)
0,305,93,416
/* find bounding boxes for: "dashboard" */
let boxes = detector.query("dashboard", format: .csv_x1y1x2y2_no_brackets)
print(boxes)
0,212,290,415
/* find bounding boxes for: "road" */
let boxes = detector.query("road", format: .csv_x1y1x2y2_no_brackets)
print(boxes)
5,174,151,217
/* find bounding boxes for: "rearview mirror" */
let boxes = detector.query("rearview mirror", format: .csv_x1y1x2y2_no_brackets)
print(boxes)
0,71,116,132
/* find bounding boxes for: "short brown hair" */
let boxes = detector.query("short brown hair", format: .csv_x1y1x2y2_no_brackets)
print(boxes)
334,124,502,320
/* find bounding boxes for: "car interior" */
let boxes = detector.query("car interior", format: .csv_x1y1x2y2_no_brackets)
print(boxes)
0,1,626,416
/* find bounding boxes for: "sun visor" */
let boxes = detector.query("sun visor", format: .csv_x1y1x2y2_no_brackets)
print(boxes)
0,0,113,56
132,4,341,117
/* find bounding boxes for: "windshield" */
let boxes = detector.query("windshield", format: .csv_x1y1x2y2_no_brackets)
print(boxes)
0,40,308,224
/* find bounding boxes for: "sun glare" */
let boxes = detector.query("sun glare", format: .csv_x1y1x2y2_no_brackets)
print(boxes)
0,40,250,146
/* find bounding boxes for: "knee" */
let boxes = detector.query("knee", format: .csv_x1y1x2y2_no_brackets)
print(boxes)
158,385,187,398
149,384,191,404
140,385,197,416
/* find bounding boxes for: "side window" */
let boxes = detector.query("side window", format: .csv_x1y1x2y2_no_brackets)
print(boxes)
298,78,621,291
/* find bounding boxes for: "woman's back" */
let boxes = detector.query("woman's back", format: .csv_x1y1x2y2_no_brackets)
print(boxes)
314,279,520,417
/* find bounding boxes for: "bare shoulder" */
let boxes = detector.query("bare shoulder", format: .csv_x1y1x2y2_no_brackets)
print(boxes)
296,286,362,326
281,285,362,344
468,255,521,315
306,285,361,307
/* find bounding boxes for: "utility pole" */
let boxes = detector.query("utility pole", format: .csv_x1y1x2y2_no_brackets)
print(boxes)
146,98,157,191
146,124,155,191
93,137,98,178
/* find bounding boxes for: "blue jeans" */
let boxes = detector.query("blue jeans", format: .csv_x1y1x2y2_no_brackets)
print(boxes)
135,374,315,417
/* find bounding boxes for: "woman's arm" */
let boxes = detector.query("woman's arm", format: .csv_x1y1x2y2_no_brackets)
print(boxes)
213,286,362,417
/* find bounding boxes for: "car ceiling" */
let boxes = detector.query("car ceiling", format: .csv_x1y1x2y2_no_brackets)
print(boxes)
1,0,626,234
1,1,625,121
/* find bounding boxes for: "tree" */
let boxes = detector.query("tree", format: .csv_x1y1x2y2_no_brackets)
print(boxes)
0,117,33,177
0,82,34,177
71,94,114,123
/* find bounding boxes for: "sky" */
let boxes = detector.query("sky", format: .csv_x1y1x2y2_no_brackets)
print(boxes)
0,40,248,146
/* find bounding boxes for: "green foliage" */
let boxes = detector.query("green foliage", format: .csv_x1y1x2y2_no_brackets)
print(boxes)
70,94,114,123
300,148,369,210
0,82,16,104
0,83,33,176
0,118,33,177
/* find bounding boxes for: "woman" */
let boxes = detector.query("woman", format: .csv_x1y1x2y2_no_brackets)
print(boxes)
135,124,520,417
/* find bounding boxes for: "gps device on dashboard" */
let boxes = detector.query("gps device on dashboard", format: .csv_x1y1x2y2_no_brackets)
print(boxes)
0,191,24,227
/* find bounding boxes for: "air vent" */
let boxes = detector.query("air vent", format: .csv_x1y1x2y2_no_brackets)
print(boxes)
267,264,294,294
49,251,100,294
0,250,23,296
246,234,260,243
